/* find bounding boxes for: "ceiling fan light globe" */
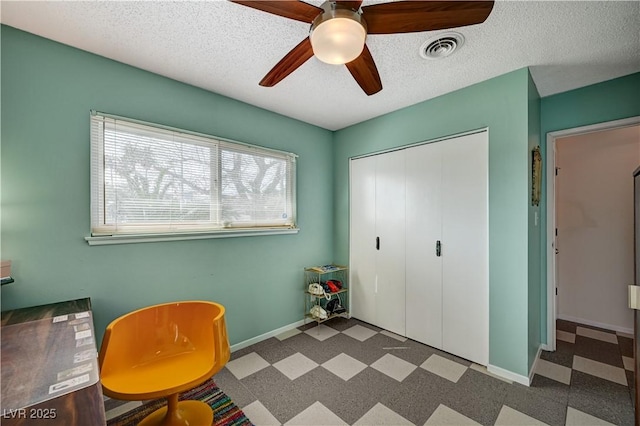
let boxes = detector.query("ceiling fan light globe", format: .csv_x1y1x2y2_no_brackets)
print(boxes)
310,17,366,65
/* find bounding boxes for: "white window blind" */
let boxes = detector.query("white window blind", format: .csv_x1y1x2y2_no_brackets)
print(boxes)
90,113,297,237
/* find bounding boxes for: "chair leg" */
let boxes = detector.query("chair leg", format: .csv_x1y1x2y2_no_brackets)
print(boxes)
139,393,213,426
164,394,182,424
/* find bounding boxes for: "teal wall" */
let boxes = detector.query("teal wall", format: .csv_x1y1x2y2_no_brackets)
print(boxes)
527,70,542,370
539,72,640,344
334,69,532,376
0,26,335,345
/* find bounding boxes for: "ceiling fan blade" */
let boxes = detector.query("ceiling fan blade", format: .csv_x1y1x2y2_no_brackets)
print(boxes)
336,1,364,10
260,37,315,87
229,0,322,23
362,1,494,34
346,45,382,96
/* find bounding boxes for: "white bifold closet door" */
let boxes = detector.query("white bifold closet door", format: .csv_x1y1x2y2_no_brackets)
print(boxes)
405,131,488,365
350,155,377,326
405,140,443,349
350,150,406,336
350,131,487,366
374,150,406,335
440,132,488,365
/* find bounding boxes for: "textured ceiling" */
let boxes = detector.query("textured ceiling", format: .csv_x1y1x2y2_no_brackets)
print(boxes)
1,1,639,130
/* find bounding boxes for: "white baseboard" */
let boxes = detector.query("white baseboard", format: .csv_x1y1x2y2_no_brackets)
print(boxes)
540,343,553,351
230,319,305,353
528,345,543,385
487,364,531,386
557,314,633,335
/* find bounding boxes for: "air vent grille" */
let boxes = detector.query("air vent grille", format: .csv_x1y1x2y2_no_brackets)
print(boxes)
420,32,465,60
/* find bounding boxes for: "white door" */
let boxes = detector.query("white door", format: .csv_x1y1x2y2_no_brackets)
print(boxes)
405,141,443,348
374,150,406,335
441,131,489,365
350,155,377,325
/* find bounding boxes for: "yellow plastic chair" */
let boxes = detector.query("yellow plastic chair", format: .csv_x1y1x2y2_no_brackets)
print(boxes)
99,301,230,426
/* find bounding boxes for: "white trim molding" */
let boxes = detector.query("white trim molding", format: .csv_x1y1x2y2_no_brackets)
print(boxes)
230,319,305,353
558,314,633,335
541,342,553,352
86,228,299,245
487,364,531,386
528,345,543,385
487,345,542,386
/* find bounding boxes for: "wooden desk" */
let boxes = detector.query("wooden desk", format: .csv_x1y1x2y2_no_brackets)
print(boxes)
1,298,107,425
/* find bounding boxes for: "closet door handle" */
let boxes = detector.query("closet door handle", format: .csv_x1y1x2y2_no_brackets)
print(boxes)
436,240,441,257
376,237,380,250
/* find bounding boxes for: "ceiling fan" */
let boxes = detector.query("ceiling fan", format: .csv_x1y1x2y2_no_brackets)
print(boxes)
229,0,495,96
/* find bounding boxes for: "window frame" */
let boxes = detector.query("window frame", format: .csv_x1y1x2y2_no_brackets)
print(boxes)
86,111,298,246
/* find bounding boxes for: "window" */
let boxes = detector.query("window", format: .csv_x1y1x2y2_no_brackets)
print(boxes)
89,112,297,243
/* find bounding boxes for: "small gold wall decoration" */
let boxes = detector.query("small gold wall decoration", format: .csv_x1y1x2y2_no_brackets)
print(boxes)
532,146,542,206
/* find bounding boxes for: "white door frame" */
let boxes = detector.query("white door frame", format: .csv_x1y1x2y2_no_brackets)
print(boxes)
546,116,640,351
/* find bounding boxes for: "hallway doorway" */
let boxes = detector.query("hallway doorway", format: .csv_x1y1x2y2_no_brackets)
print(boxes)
546,117,640,349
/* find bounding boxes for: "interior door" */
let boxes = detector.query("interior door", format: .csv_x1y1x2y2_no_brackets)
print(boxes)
441,131,489,366
374,150,406,335
350,156,377,325
405,141,443,348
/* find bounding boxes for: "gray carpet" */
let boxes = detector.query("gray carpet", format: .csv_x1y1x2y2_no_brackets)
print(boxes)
213,317,635,425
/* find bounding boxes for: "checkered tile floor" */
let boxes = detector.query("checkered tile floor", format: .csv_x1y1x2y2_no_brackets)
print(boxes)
213,317,635,425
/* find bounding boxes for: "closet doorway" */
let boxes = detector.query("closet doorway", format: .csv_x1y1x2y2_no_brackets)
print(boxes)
349,129,489,365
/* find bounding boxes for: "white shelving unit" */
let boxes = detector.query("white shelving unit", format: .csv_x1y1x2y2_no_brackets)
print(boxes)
304,265,349,324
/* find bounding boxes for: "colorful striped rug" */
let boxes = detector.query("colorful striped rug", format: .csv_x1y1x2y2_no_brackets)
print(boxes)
105,378,252,426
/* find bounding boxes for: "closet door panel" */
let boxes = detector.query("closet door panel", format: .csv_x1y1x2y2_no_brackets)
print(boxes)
349,156,377,325
374,150,406,335
405,142,443,348
441,132,489,365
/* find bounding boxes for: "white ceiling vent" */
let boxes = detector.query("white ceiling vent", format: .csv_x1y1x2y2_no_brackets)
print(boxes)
420,32,465,60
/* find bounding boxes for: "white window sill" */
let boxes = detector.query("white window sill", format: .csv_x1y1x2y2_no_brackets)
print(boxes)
85,228,299,246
